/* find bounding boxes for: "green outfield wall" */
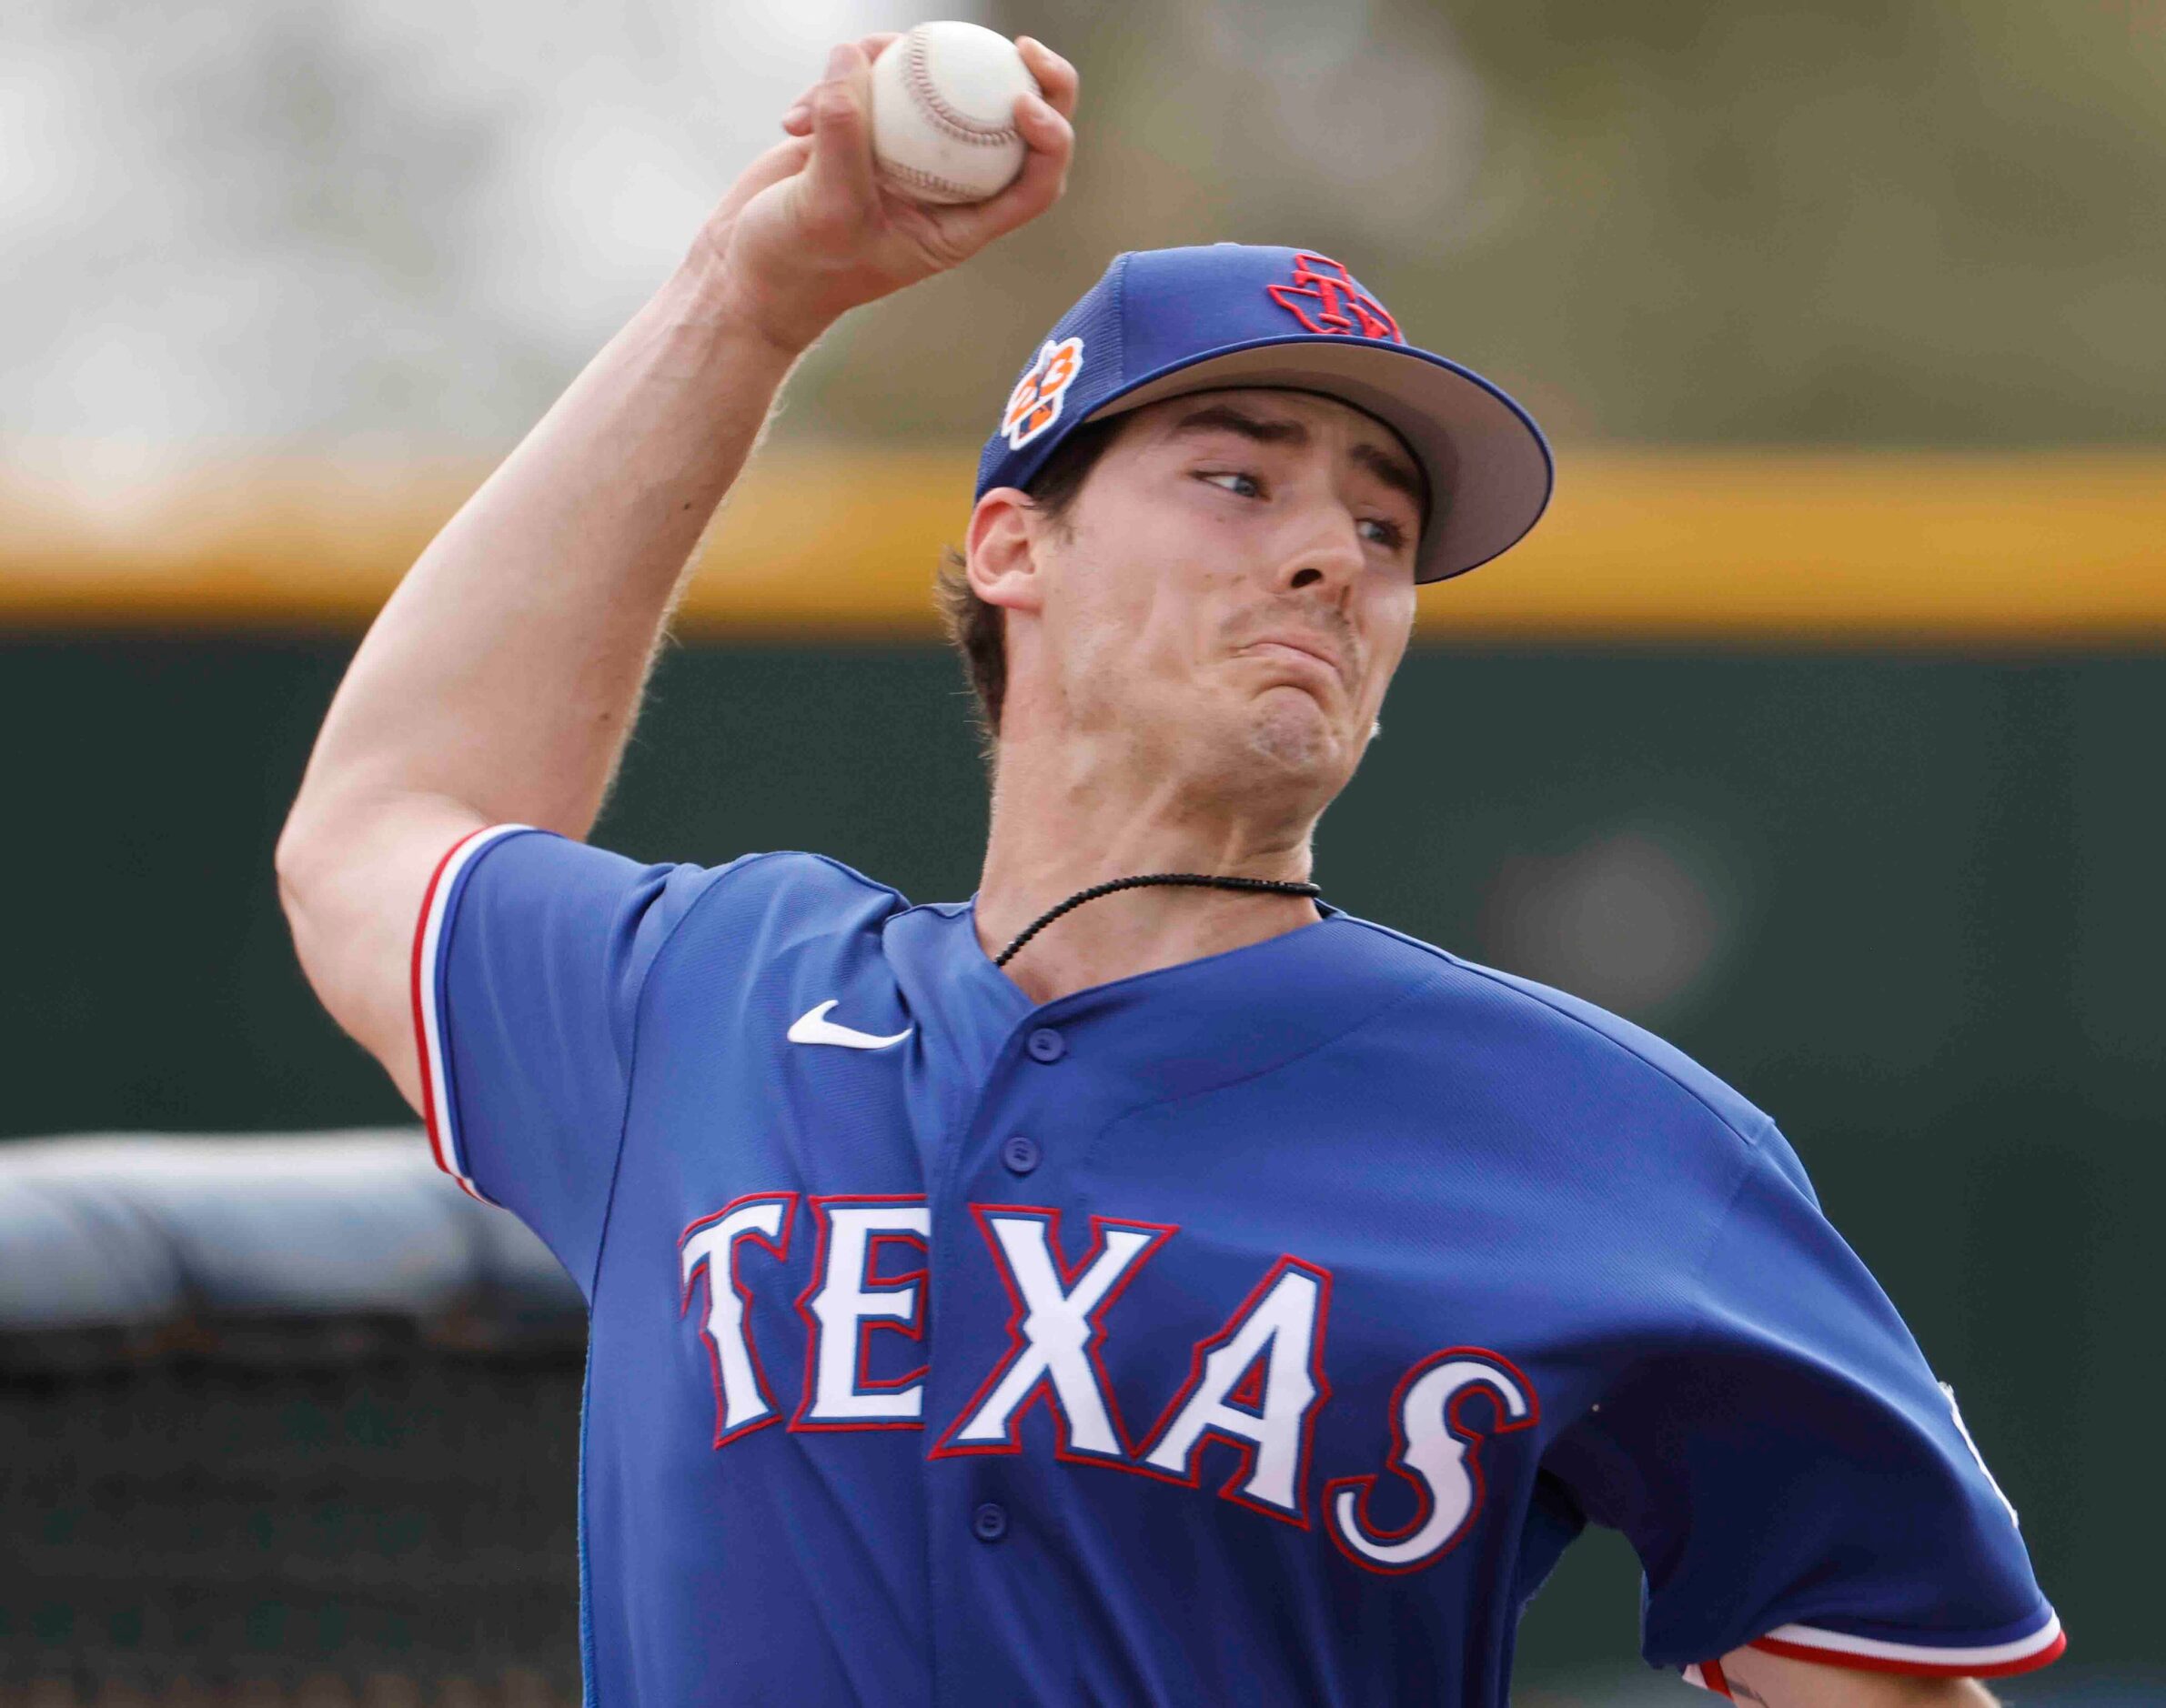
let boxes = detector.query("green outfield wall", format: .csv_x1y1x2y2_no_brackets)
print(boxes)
5,638,2159,1690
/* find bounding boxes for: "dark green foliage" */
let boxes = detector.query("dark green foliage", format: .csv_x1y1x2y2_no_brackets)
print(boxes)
802,0,2166,447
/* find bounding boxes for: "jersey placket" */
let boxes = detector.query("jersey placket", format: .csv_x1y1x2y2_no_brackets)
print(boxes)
922,1010,1102,1706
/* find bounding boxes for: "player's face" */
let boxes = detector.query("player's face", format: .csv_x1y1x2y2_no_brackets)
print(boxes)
1024,388,1423,811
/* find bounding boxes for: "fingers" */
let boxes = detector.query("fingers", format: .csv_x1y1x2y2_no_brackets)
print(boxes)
742,135,815,186
712,135,814,222
1013,86,1075,160
782,34,900,135
788,34,1073,130
772,29,1074,266
1014,37,1079,121
934,90,1074,249
799,41,880,218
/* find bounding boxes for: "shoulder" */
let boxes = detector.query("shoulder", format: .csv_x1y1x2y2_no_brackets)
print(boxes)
458,834,902,932
672,847,908,911
640,848,912,961
451,834,913,998
1331,913,1787,1164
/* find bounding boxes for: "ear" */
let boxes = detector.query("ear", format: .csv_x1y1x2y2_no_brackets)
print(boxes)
965,487,1047,616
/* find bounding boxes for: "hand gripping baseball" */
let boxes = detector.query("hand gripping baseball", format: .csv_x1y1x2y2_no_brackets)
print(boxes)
693,35,1077,357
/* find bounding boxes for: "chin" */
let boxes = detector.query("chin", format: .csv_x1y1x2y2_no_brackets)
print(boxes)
1241,688,1346,781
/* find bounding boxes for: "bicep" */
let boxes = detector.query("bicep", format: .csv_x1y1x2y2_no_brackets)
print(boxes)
277,792,489,1113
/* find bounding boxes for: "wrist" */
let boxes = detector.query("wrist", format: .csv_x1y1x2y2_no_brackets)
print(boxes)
670,244,834,364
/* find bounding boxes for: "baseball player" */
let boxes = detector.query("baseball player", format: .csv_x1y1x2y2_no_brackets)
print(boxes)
278,34,2062,1708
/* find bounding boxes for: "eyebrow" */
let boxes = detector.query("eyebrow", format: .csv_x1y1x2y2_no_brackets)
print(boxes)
1169,401,1428,515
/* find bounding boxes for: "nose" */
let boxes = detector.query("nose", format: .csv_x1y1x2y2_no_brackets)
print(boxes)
1276,506,1366,598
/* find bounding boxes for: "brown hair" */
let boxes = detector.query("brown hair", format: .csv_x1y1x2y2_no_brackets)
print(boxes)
935,412,1132,755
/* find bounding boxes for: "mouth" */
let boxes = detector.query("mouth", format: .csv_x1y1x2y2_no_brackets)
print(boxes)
1235,634,1347,684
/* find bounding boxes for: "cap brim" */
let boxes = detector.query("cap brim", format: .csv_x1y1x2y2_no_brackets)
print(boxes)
1082,335,1554,582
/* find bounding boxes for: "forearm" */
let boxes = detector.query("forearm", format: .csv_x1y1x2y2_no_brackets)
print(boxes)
286,256,799,846
272,34,1075,1105
1718,1648,1997,1707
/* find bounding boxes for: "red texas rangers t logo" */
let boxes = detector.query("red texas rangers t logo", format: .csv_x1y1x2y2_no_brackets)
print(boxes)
679,1192,1536,1574
1266,252,1404,343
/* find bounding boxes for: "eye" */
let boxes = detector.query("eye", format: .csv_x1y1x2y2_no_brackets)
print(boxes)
1359,517,1411,552
1198,470,1264,499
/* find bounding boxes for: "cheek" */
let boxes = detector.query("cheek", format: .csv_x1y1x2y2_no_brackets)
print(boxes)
1063,526,1226,678
1045,542,1179,692
1356,591,1416,706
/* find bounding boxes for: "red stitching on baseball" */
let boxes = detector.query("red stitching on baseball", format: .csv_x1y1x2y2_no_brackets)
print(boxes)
902,28,1023,149
876,158,983,202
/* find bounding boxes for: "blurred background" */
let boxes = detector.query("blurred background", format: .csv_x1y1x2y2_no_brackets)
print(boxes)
4,0,2161,1702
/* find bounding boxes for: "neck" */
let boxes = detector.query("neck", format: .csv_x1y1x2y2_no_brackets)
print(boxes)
974,738,1324,1005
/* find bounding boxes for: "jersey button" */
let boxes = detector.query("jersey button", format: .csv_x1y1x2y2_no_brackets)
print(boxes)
972,1502,1009,1543
1002,1135,1041,1175
1026,1028,1066,1063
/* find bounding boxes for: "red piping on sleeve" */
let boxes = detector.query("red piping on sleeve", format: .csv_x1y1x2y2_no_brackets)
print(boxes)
409,827,489,1191
1748,1624,2066,1680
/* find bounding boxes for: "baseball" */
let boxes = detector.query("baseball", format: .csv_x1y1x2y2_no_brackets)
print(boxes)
869,22,1040,205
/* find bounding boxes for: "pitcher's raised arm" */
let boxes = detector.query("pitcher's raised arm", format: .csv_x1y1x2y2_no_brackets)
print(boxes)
274,35,1078,1110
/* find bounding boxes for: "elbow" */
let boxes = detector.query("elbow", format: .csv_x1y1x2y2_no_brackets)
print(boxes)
273,810,336,999
273,809,327,932
274,793,372,988
275,779,379,923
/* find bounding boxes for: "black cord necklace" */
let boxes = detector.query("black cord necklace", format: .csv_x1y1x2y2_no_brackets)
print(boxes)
993,872,1325,969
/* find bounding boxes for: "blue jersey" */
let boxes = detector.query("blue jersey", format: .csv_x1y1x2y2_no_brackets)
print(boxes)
412,826,2062,1705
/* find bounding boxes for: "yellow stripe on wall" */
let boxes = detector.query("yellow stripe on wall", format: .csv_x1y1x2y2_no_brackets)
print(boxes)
3,447,2161,647
1442,449,2166,648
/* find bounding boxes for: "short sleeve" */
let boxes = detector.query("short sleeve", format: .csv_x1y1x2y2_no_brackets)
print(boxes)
410,826,730,1294
1546,1131,2064,1685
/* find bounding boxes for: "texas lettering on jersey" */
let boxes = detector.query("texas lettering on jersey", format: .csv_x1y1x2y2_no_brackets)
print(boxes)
680,1192,1537,1572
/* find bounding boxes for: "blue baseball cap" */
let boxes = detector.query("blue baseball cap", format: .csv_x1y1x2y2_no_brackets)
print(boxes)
974,244,1554,583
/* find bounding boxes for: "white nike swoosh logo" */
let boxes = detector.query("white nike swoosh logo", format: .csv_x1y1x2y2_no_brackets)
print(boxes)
786,1000,913,1050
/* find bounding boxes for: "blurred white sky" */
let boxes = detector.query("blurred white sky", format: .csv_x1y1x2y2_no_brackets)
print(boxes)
8,1,2161,468
2,0,940,454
